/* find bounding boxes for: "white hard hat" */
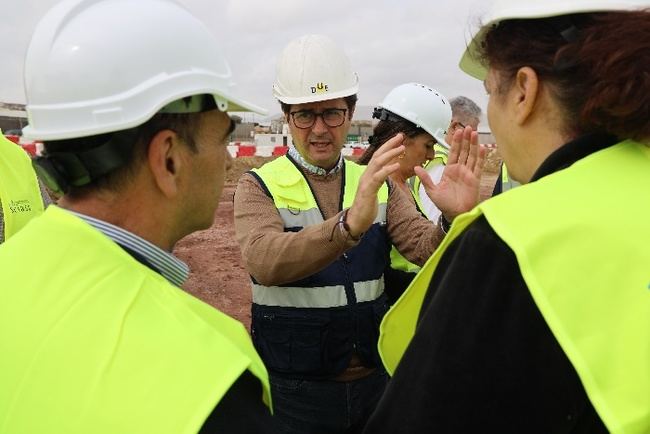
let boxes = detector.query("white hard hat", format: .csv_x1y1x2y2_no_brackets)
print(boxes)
460,0,649,80
272,34,359,105
22,0,266,141
377,83,452,149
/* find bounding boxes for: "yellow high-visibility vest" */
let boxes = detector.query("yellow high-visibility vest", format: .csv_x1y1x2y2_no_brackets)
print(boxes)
250,156,389,309
378,139,650,433
388,187,427,274
0,132,44,240
501,163,521,191
0,206,271,433
397,145,449,274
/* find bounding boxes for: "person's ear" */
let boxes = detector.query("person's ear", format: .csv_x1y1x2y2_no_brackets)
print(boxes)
513,66,539,125
147,129,185,198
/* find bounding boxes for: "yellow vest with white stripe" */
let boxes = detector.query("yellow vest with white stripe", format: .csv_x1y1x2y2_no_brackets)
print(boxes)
0,133,44,240
0,206,271,433
250,155,390,377
378,140,650,433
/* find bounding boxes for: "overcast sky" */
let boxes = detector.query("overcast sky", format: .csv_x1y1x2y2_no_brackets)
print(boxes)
2,0,492,126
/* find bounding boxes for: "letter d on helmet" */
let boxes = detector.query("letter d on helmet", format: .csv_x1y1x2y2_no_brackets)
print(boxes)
22,0,266,141
272,34,359,105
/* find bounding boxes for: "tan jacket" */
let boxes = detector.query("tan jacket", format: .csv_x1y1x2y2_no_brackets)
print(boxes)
234,167,445,287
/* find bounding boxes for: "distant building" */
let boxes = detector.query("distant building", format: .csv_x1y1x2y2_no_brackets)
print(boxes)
0,103,28,133
254,133,291,147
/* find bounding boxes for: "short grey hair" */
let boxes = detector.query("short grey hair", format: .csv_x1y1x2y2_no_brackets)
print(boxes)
449,96,481,126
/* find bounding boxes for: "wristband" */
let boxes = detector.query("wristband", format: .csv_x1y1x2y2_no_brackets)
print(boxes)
339,208,363,241
438,213,451,235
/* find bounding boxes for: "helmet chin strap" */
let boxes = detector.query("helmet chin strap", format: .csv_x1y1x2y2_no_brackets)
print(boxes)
32,94,223,195
372,107,403,123
33,129,139,195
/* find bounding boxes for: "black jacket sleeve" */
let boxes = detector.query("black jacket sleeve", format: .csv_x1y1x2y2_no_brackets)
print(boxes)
199,371,279,433
363,216,607,434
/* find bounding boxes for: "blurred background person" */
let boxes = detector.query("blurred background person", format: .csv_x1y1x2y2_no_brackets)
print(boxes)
0,131,51,243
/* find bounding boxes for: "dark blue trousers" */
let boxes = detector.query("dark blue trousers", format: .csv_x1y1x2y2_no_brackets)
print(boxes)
270,369,388,434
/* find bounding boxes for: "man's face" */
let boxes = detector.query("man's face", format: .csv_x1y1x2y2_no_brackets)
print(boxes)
445,117,480,144
286,98,352,170
184,109,233,232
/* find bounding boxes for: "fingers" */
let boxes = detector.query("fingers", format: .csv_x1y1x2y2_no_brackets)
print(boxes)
447,128,462,164
474,144,487,178
374,162,402,181
359,140,404,193
371,133,404,160
464,131,479,171
456,126,472,166
371,144,404,168
414,166,434,191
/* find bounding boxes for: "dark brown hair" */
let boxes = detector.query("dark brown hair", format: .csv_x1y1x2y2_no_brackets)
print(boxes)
357,114,424,165
478,10,650,141
44,111,203,198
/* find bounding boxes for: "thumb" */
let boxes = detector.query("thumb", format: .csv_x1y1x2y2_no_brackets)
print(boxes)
414,166,436,193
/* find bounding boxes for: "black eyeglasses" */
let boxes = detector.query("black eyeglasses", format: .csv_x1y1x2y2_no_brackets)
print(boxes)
289,108,348,129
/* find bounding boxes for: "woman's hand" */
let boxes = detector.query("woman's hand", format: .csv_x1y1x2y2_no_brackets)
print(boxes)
415,126,485,221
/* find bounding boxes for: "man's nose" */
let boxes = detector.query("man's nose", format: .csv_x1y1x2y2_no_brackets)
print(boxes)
311,114,328,134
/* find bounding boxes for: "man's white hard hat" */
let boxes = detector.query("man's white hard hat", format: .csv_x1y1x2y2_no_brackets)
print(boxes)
378,83,452,149
23,0,266,141
459,0,648,80
272,34,359,105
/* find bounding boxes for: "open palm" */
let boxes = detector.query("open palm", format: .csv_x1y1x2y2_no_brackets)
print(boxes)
415,126,485,221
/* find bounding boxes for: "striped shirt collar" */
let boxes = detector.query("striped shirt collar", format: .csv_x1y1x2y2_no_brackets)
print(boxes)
288,145,343,176
69,210,189,287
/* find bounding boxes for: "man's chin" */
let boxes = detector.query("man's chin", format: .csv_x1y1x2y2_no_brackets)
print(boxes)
311,155,338,169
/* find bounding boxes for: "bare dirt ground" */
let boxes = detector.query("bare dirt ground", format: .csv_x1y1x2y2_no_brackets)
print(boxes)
173,152,502,330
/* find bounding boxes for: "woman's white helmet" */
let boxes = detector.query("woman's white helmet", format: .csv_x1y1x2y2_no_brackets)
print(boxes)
377,83,452,149
272,34,359,105
459,0,648,80
22,0,266,141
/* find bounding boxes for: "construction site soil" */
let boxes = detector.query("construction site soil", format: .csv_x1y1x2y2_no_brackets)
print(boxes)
173,151,503,330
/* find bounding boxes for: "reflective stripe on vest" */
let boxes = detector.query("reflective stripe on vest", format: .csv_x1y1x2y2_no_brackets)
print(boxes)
0,134,44,240
251,156,388,307
252,279,384,308
0,206,271,433
379,140,650,433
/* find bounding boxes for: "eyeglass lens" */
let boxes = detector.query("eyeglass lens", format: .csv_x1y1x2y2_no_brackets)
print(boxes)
291,109,347,128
